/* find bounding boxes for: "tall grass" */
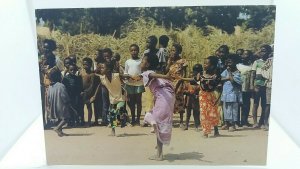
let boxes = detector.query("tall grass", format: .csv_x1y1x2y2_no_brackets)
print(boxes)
37,18,275,70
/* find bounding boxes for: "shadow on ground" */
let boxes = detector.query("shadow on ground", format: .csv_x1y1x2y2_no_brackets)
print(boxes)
117,133,148,137
164,152,211,163
210,134,246,138
66,133,94,136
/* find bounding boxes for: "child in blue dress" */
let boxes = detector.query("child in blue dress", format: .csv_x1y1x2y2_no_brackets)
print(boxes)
221,54,243,132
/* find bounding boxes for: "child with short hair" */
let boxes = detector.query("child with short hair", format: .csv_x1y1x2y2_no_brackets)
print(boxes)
62,64,83,126
251,45,272,128
69,55,81,75
124,44,145,125
236,49,254,127
61,57,71,77
236,48,244,63
98,62,130,136
157,35,169,73
138,53,175,161
81,57,98,127
143,35,159,57
198,56,221,138
183,64,203,131
47,67,71,137
221,54,243,132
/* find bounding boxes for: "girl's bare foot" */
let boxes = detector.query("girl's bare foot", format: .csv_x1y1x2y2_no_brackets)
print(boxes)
213,132,220,137
109,128,116,136
148,155,163,161
53,128,64,137
151,124,157,133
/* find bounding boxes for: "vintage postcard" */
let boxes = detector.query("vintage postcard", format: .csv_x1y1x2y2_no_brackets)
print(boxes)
35,4,275,165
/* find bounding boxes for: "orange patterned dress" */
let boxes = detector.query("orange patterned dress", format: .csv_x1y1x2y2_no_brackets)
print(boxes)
199,73,221,134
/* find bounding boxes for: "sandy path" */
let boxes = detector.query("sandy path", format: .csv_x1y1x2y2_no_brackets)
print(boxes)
45,115,268,165
45,93,268,165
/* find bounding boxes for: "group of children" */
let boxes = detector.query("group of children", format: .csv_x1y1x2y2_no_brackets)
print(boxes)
39,36,273,160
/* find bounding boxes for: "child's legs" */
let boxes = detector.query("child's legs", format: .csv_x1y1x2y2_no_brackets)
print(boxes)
78,99,85,123
179,111,184,124
252,86,261,124
44,87,50,126
264,104,270,127
117,101,127,127
93,94,101,124
136,93,142,123
193,108,200,128
73,97,81,123
264,87,271,126
127,94,136,122
69,100,77,125
233,103,239,123
55,119,67,131
109,104,117,128
258,87,267,125
219,105,225,126
101,85,110,124
94,103,99,124
41,86,46,125
86,103,93,123
237,104,241,125
223,102,234,126
186,107,192,126
241,92,251,125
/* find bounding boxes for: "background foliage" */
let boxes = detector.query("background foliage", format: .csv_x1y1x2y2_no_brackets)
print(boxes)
36,6,275,70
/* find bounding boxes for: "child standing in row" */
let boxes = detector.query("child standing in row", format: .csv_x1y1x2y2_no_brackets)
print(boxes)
183,64,203,131
62,64,83,126
237,50,254,127
251,45,272,128
166,43,187,129
124,44,145,126
198,56,221,138
221,55,243,132
139,53,175,161
81,57,99,127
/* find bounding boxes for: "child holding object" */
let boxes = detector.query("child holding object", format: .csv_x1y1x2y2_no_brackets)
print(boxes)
221,54,243,132
134,53,175,161
124,44,145,126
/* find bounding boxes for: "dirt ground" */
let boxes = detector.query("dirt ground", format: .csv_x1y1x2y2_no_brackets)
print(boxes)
45,105,268,166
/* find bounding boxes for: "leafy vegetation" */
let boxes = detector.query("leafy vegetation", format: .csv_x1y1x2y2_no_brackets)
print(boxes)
36,6,275,36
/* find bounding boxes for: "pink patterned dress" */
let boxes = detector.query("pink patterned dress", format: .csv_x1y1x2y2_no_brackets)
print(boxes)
141,70,175,145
